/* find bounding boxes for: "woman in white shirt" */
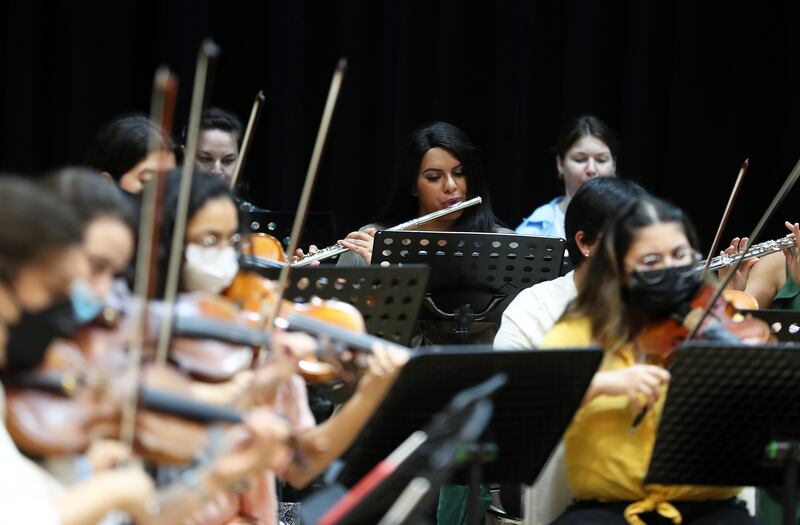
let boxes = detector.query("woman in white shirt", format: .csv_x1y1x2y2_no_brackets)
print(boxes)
516,115,619,239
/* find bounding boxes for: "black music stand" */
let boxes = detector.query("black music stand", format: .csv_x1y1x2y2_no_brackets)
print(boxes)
372,231,565,344
240,208,336,253
301,373,506,525
741,309,800,344
319,346,601,523
645,343,800,525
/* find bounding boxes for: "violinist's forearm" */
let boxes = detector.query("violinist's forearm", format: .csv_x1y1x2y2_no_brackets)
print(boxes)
192,365,295,410
146,473,223,525
189,380,244,406
582,370,612,406
739,251,784,308
239,366,289,409
53,473,136,525
283,389,380,488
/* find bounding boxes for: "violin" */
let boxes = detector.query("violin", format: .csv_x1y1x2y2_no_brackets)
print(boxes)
636,284,774,367
4,340,237,464
4,293,395,462
195,289,371,384
119,287,375,386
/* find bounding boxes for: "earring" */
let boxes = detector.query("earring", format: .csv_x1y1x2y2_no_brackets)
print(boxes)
583,252,590,257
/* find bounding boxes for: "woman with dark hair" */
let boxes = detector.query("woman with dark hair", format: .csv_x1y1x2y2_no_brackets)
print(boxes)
539,196,759,525
516,114,619,238
85,114,176,194
496,176,646,347
153,169,406,525
335,121,509,266
486,177,646,525
0,177,87,370
181,107,243,184
154,169,242,298
43,167,137,305
0,176,151,524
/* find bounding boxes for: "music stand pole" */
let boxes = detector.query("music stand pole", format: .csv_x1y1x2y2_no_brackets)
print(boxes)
784,443,798,525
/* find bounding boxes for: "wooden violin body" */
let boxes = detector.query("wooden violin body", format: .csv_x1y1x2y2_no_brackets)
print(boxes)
637,284,774,367
5,335,213,463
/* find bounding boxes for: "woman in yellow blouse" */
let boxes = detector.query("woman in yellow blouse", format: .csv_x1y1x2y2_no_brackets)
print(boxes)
541,196,762,525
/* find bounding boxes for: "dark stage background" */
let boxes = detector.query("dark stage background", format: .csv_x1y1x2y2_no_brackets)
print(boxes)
2,0,800,247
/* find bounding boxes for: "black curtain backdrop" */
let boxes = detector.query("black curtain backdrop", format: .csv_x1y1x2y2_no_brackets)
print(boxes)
2,0,800,247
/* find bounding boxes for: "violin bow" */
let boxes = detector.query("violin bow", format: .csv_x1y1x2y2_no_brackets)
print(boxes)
700,159,749,278
259,58,347,361
120,66,178,448
155,40,220,367
686,157,800,342
230,90,265,191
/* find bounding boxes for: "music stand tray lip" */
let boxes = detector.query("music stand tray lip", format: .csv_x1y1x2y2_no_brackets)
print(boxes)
418,344,597,355
386,229,562,238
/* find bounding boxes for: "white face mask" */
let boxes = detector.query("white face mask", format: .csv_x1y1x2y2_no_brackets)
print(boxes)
182,244,239,294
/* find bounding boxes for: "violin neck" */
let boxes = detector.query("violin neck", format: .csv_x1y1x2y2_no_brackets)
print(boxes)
173,314,272,348
7,370,243,425
139,387,242,424
283,314,409,355
2,372,75,395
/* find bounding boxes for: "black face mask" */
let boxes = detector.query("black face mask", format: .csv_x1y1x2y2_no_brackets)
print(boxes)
5,299,78,372
627,264,703,320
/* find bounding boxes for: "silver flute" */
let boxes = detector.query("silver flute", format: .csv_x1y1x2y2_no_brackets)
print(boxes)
291,196,483,267
697,236,796,272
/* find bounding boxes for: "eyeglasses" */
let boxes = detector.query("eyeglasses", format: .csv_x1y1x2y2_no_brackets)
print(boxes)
188,232,242,249
626,248,702,285
628,248,701,273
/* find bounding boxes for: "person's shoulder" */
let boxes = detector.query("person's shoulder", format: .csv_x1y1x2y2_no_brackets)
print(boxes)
527,197,564,220
527,272,576,295
516,273,573,301
515,197,564,234
503,274,576,321
550,271,578,294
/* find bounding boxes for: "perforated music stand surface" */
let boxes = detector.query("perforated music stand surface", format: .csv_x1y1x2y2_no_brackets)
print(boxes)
646,343,800,487
234,264,430,346
741,309,800,344
240,209,336,252
337,346,602,487
372,231,565,324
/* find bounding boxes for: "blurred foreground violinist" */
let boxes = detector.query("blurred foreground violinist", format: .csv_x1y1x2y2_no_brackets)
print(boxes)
0,176,297,525
33,167,405,524
140,169,407,524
